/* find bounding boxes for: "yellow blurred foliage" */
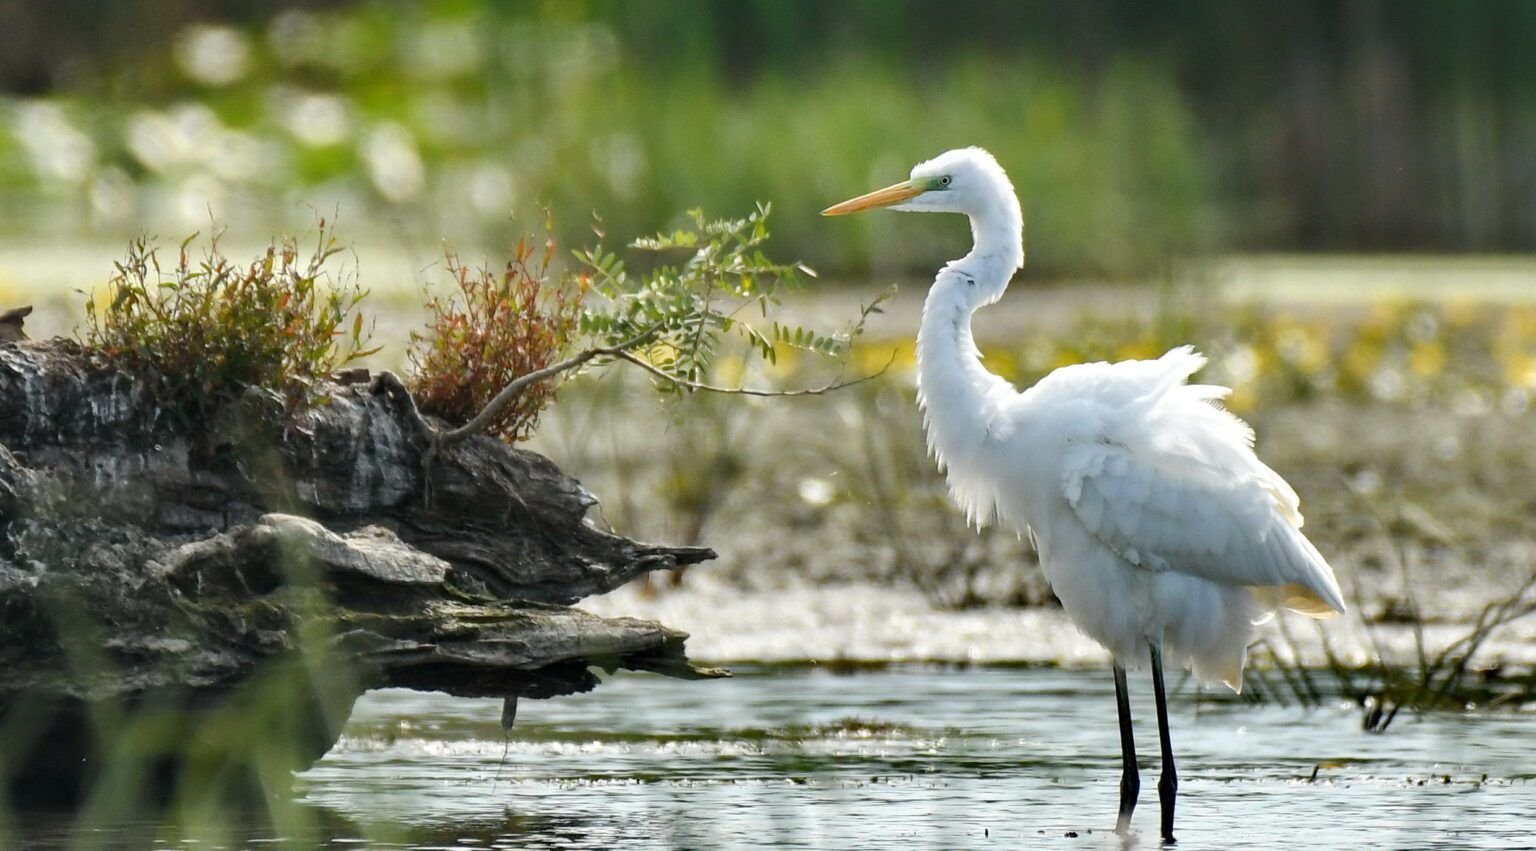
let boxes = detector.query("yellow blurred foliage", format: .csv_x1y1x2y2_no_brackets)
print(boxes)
823,299,1521,411
1409,341,1446,378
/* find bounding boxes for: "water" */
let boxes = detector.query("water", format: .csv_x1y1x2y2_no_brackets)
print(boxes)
20,665,1525,849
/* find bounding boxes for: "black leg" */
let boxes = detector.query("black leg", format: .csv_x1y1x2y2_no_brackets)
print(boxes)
1150,643,1178,844
1113,662,1139,835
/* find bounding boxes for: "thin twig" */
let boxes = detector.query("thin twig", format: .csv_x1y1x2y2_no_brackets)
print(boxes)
436,325,662,449
412,321,892,513
608,348,893,398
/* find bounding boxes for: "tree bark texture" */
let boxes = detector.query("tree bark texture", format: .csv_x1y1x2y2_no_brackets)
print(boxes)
0,338,721,805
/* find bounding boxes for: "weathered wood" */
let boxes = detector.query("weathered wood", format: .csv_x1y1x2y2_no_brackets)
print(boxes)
0,338,723,804
0,305,27,342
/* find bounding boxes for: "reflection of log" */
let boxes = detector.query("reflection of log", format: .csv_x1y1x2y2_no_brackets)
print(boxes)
0,339,721,805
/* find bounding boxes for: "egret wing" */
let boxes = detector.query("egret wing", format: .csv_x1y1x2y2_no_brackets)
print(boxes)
1061,434,1345,616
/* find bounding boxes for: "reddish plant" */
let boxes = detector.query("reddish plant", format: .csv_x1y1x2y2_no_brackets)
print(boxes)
408,233,583,443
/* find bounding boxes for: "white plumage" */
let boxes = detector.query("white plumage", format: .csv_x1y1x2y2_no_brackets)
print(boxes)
1022,346,1341,687
824,146,1343,839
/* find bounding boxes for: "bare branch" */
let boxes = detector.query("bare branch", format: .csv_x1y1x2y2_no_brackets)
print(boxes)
417,207,887,454
436,325,663,448
607,348,894,398
370,370,437,440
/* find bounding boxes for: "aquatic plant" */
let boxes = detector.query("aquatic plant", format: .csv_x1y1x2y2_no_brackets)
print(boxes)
1238,499,1536,731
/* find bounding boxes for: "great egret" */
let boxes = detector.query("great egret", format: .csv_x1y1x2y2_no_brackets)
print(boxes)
823,148,1343,843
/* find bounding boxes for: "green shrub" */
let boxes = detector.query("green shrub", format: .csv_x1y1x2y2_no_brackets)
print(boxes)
410,205,878,448
83,222,377,423
574,203,863,390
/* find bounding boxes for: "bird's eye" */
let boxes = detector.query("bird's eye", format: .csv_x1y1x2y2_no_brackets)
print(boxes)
939,176,952,187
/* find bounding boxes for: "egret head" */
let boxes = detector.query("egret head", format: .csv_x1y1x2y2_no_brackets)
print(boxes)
821,147,1016,219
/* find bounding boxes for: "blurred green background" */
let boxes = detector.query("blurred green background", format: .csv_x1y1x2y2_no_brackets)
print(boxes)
1,0,1533,279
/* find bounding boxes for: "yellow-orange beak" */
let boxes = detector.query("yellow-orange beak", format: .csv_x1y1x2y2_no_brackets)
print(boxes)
821,179,924,216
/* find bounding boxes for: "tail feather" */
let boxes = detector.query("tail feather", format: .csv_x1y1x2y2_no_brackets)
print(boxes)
1255,583,1341,618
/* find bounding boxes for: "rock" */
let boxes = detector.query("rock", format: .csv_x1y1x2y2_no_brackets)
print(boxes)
0,339,723,806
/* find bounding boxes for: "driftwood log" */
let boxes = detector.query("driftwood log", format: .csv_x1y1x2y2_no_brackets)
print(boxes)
0,338,721,805
0,305,28,342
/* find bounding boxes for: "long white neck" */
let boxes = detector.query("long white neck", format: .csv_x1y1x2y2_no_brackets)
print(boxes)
963,196,1025,295
914,207,1024,527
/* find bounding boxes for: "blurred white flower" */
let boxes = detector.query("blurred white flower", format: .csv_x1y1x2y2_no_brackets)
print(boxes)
267,10,322,67
207,129,279,183
467,163,516,216
798,477,836,508
126,104,219,173
175,25,252,87
406,21,484,79
14,102,96,185
1349,469,1382,495
124,103,277,186
283,92,352,147
89,167,135,223
175,174,228,227
1220,345,1258,386
123,114,167,171
362,123,426,202
1369,367,1405,401
592,133,646,200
